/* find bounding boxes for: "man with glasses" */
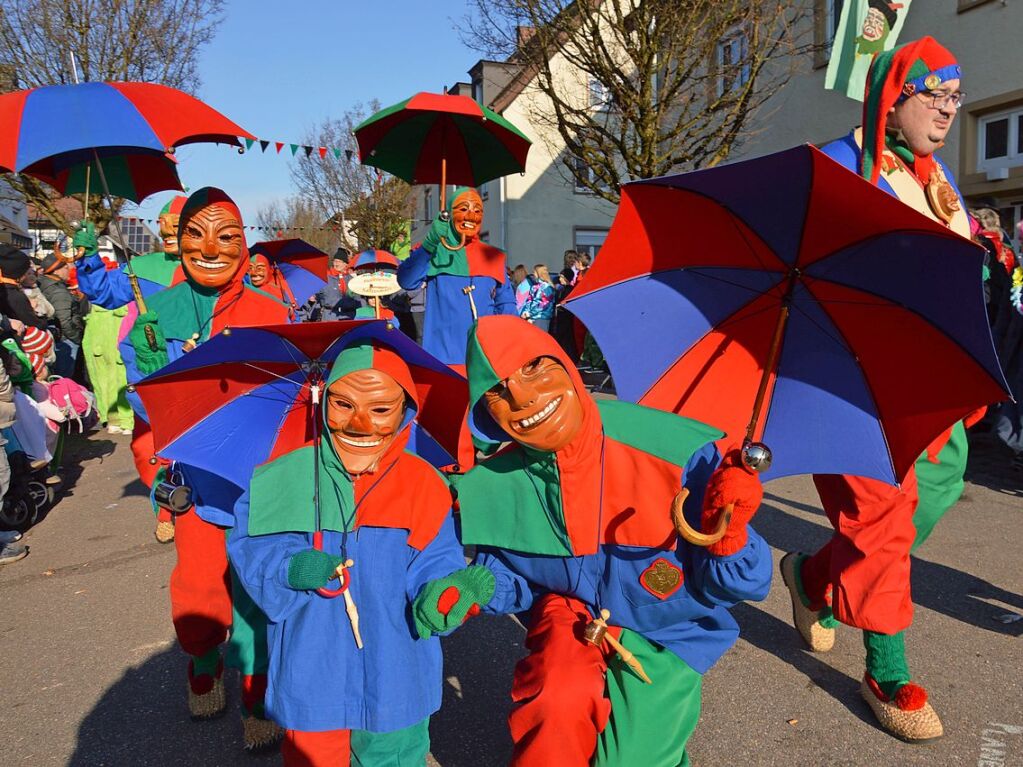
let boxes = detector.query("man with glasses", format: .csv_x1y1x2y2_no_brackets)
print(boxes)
781,37,977,743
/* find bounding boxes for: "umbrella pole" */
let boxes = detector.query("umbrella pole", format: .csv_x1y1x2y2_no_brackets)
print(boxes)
90,150,148,314
437,156,467,252
743,269,800,444
83,164,90,221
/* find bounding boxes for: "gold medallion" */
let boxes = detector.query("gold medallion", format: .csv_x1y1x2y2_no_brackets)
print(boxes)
640,558,683,600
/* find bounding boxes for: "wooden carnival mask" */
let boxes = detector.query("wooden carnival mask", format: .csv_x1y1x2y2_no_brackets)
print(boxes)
159,212,181,256
451,189,483,241
180,204,246,290
249,256,270,287
326,369,406,474
484,356,585,453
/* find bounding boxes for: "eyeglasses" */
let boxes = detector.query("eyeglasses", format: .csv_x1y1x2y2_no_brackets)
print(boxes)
918,90,966,109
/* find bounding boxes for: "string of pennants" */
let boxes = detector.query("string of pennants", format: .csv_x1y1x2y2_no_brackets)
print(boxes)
237,137,356,162
134,219,351,234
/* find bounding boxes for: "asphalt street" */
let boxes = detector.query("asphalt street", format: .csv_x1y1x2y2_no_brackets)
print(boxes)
1,430,1020,766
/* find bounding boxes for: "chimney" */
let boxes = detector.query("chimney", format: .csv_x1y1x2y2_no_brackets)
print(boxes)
516,25,536,49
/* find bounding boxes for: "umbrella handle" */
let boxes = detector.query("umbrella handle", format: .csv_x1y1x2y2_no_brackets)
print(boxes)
312,530,349,598
439,230,466,251
670,488,731,547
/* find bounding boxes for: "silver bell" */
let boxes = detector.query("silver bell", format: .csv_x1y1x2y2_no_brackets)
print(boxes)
741,441,773,473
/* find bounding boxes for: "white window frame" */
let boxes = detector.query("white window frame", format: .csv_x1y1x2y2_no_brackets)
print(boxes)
978,107,1023,173
823,0,844,57
716,28,751,98
573,156,611,194
574,227,609,259
588,77,611,111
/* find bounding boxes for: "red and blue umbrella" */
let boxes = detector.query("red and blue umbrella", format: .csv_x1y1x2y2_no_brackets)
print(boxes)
566,144,1009,484
249,238,330,305
133,320,468,488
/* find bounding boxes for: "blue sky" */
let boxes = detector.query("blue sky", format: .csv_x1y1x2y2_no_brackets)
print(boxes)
132,0,482,235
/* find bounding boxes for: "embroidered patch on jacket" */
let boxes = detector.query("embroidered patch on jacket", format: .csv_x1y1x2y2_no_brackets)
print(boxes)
639,558,684,600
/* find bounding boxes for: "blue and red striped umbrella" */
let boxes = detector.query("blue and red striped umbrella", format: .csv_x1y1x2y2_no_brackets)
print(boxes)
249,238,330,306
0,81,252,196
566,144,1009,484
134,320,469,487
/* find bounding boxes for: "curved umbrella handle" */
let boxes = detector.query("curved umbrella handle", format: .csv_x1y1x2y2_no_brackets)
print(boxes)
439,229,466,251
312,530,350,598
670,488,731,547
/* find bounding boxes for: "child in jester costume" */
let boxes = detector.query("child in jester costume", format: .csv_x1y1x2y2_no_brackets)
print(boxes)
397,186,516,367
413,316,772,766
74,195,189,542
780,37,983,742
122,187,291,749
227,336,472,767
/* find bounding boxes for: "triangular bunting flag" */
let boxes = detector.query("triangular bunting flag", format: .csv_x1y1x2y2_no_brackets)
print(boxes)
344,149,354,162
260,140,270,152
303,146,313,157
318,147,328,159
275,142,284,153
289,144,300,156
333,148,342,159
245,138,256,150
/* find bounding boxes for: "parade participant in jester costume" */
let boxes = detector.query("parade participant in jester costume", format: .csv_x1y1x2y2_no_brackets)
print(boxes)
228,338,472,767
780,37,982,742
397,187,516,367
413,316,772,766
121,187,291,749
73,195,189,542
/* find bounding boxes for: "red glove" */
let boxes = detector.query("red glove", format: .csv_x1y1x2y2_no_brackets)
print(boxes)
700,445,763,556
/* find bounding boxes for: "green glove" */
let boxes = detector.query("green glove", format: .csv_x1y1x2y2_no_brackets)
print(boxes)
128,311,169,375
148,465,168,517
72,221,98,254
287,549,345,591
412,565,495,640
421,213,455,255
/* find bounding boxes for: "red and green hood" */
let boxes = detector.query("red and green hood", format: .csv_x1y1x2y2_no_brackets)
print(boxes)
147,187,289,341
247,338,450,550
460,316,723,556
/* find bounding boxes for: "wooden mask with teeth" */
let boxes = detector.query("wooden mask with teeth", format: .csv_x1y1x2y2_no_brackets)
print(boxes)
451,188,484,242
177,187,248,291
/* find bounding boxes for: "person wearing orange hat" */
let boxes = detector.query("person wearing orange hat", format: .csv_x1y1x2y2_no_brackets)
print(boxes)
780,37,979,742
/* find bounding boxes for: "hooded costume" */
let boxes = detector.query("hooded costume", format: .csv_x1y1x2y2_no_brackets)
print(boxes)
227,339,467,766
454,316,772,767
76,195,189,308
120,187,291,747
782,37,973,742
396,187,516,366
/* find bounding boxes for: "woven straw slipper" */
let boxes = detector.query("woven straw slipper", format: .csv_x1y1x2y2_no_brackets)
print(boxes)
780,552,835,653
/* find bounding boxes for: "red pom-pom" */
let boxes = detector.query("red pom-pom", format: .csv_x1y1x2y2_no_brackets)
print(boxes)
894,683,928,711
462,604,481,623
437,586,461,617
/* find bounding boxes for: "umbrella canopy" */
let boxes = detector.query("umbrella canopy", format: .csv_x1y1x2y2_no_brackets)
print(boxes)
134,320,468,487
354,91,531,187
0,81,253,181
566,144,1009,484
32,151,182,204
249,238,330,305
350,249,399,270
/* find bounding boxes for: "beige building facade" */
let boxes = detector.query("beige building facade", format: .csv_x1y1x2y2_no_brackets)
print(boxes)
733,0,1023,242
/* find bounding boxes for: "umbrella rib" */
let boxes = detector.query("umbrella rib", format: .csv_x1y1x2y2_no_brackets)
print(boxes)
243,361,309,389
685,269,787,298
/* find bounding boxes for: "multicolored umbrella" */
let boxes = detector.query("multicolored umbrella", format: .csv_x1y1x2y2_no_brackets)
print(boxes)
134,320,468,488
248,238,330,305
32,151,182,204
354,91,531,204
566,144,1009,484
0,81,253,178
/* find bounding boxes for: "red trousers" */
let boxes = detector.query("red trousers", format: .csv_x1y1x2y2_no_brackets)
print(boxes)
131,421,174,526
282,729,352,767
509,594,617,767
803,468,919,634
170,505,232,659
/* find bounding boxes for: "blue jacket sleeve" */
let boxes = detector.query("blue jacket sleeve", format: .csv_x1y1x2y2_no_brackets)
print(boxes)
405,514,469,602
397,246,431,290
493,275,517,316
76,255,134,309
472,547,537,615
227,489,319,623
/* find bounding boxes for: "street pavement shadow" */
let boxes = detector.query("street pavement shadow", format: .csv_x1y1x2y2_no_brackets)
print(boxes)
69,647,278,767
963,431,1023,497
756,498,1023,637
429,614,525,766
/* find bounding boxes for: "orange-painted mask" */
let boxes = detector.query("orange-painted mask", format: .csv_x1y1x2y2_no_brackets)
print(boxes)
179,203,246,290
483,355,585,453
326,369,406,474
451,188,483,241
249,255,270,287
159,212,181,255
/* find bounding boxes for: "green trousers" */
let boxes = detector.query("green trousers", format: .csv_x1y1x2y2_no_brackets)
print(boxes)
912,421,968,551
351,719,430,766
595,630,703,767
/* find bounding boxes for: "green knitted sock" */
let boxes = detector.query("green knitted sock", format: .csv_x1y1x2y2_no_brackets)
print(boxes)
863,630,911,698
191,647,221,677
818,604,840,629
793,554,838,628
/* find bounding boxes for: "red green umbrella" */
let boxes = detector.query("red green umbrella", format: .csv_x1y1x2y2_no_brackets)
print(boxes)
354,92,531,203
33,151,182,204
